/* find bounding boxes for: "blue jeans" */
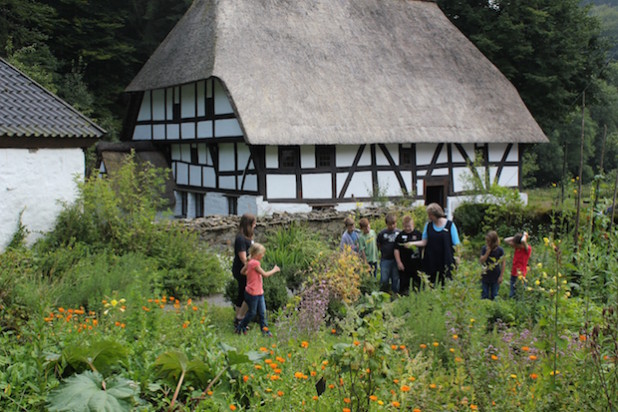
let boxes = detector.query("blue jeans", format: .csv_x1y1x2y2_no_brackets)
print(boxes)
239,292,267,332
380,259,400,294
481,281,500,300
510,275,526,298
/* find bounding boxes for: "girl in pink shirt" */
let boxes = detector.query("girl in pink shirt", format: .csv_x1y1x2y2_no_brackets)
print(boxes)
236,243,280,336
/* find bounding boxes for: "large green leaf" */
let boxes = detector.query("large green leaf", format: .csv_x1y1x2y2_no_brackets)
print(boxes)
64,340,128,375
47,371,138,412
153,350,188,381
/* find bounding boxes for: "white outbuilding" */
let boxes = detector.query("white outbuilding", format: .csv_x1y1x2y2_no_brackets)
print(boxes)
0,58,105,249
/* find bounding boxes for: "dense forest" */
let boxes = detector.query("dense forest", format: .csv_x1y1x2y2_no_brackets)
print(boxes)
1,0,617,187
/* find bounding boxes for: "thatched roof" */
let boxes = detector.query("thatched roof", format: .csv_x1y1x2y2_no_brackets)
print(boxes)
126,0,547,145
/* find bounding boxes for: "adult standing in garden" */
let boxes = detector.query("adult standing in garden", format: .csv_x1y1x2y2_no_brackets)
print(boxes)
404,203,460,286
232,213,256,328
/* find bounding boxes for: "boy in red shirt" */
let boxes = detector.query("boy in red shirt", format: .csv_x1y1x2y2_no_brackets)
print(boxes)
504,231,531,298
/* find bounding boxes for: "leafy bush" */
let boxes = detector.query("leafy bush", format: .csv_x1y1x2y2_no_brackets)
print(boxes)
261,223,329,291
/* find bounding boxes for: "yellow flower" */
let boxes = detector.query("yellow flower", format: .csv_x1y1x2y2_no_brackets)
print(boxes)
432,342,439,347
452,334,458,340
510,374,517,379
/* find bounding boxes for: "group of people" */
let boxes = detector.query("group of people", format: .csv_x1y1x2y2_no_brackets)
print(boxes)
231,204,533,337
341,203,461,295
341,202,532,300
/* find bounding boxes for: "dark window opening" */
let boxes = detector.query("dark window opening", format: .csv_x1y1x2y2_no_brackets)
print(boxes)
279,146,299,169
227,196,238,215
173,103,181,121
190,145,198,164
180,192,188,218
195,193,204,218
400,148,414,167
315,145,334,168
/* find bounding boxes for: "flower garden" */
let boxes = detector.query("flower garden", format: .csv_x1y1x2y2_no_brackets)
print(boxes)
0,159,617,411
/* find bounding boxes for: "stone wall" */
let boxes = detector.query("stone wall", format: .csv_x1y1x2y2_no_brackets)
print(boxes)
180,208,388,250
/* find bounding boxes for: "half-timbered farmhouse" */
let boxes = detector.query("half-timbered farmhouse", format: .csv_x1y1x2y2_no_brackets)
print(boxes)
123,0,547,218
0,58,104,249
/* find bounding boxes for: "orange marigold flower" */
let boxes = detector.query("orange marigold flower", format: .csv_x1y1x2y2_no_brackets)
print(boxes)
491,355,498,361
312,396,318,400
142,306,150,312
114,321,120,327
393,379,399,384
433,342,439,347
530,373,538,379
276,356,285,363
187,298,192,305
243,375,249,382
340,378,344,386
353,340,360,346
529,355,537,361
329,384,335,389
400,345,406,350
455,357,463,362
401,385,411,392
391,344,398,350
310,371,317,376
331,328,337,334
274,368,282,374
344,397,351,403
343,408,351,412
120,323,126,328
429,383,437,389
277,390,284,397
265,359,272,364
470,405,478,410
521,346,530,352
294,372,304,379
263,326,269,332
413,409,422,412
255,365,262,370
270,375,279,381
420,344,427,349
269,362,278,369
192,306,198,311
229,405,236,411
392,401,401,408
452,334,458,340
579,334,587,342
409,376,416,382
260,347,268,352
369,395,378,401
301,341,309,348
207,390,213,396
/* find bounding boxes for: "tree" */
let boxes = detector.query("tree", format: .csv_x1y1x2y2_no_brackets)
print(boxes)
438,0,610,186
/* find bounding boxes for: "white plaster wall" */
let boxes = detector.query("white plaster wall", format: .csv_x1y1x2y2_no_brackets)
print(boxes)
256,196,311,215
302,174,332,199
238,195,258,216
0,148,84,249
377,171,402,196
337,170,372,198
416,144,435,166
266,175,296,198
301,146,316,169
152,89,165,120
181,84,195,118
204,192,228,215
336,145,370,167
137,92,151,121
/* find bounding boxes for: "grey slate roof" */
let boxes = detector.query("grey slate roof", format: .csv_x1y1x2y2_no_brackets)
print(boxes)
126,0,547,146
0,58,105,140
